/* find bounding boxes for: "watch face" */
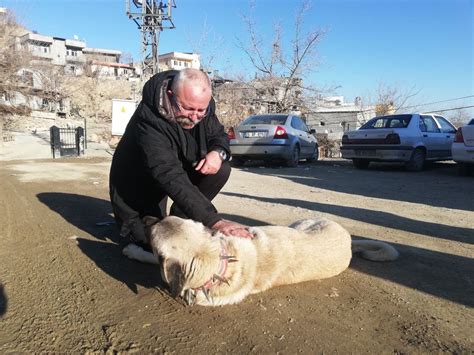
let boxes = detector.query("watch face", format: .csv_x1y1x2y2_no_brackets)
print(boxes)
219,150,227,160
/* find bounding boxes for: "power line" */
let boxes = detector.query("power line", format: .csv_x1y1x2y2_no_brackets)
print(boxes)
307,96,474,122
401,95,474,110
425,105,474,114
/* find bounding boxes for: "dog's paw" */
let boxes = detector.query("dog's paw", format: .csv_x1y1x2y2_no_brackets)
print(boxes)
122,243,159,265
122,243,142,258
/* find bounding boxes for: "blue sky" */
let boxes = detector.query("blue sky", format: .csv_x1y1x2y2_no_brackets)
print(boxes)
2,0,473,118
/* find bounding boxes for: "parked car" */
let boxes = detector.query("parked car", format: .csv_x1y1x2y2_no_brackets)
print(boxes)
341,113,457,171
228,114,318,167
451,118,474,175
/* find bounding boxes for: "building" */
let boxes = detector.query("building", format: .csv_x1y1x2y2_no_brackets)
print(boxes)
19,33,87,73
305,96,376,139
158,52,201,71
18,32,135,78
82,48,134,78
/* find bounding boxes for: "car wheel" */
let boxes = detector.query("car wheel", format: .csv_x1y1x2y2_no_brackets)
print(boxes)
406,148,425,172
286,145,300,167
231,158,245,167
353,158,370,169
306,146,319,163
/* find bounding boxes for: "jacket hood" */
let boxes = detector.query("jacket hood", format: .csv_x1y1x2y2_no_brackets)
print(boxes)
141,70,179,122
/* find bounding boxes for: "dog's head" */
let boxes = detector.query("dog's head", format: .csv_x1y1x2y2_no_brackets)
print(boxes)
145,216,220,299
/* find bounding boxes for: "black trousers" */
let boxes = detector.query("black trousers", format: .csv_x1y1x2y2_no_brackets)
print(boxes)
110,162,231,246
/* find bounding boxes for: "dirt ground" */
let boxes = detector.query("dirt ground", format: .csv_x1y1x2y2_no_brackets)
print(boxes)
0,132,473,353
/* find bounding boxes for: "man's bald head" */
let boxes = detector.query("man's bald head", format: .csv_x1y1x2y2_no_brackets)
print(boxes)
171,68,211,96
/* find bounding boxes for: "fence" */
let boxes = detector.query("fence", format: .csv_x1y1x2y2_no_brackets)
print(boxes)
50,126,84,158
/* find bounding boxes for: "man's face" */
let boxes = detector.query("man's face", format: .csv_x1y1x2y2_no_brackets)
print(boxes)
168,84,211,129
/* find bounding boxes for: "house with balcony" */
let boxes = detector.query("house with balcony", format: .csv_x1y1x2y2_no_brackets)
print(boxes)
158,52,201,71
19,32,135,78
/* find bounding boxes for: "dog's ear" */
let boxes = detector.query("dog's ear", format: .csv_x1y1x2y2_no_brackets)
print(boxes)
163,259,185,298
142,216,160,227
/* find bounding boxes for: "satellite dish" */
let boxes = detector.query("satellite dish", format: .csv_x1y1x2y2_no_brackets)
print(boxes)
73,35,79,40
133,0,143,7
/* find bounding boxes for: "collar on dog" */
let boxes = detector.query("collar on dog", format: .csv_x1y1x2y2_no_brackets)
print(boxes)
192,239,237,302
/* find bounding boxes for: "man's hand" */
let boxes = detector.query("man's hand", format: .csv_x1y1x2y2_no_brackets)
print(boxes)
212,219,253,239
195,150,222,175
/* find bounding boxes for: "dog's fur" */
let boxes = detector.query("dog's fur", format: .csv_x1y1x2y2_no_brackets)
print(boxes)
123,216,398,306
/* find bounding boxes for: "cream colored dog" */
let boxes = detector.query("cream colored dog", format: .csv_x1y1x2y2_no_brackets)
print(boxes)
123,216,398,306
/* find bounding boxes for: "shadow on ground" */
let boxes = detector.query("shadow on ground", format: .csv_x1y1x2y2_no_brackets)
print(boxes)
37,192,165,293
239,160,474,212
0,284,6,317
222,192,473,244
222,192,474,307
35,193,267,295
351,237,474,307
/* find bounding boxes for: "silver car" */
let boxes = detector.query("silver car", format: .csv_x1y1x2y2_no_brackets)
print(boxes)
228,114,318,167
341,113,457,171
451,118,474,175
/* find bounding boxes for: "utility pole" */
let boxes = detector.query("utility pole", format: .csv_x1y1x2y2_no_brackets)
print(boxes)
126,0,176,83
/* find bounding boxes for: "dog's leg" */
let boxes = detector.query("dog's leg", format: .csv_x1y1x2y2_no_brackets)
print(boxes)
289,218,329,232
122,243,159,264
352,240,399,261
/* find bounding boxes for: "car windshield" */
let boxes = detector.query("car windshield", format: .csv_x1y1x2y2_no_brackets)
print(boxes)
360,114,412,129
241,115,287,125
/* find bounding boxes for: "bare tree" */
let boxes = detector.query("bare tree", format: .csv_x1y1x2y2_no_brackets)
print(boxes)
119,52,134,65
0,11,32,136
32,62,70,113
374,82,421,116
448,108,471,128
237,0,326,113
64,75,132,123
213,81,259,129
185,17,228,73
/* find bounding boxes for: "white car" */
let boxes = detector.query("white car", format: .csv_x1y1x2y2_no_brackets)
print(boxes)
341,113,457,171
451,118,474,175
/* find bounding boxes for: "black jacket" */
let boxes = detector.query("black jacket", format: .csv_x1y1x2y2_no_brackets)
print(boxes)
109,70,230,227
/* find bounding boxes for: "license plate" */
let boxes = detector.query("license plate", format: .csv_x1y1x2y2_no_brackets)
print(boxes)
355,150,376,157
244,131,266,138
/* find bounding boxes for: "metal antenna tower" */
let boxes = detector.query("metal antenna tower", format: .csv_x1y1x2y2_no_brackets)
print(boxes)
126,0,176,81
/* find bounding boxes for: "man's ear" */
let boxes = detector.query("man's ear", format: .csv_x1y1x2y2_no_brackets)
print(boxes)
142,216,160,227
163,259,185,298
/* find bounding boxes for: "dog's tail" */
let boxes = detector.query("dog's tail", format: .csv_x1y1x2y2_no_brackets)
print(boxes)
352,240,399,262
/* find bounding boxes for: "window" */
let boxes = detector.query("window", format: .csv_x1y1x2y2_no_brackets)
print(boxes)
361,114,412,129
35,45,50,53
434,115,456,133
42,98,49,109
242,115,287,125
291,117,301,130
420,115,440,133
291,116,307,131
67,49,78,57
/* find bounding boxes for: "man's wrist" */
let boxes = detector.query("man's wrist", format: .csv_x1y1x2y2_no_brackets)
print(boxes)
213,148,228,162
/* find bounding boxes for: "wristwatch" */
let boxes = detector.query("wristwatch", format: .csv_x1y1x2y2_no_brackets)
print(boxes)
214,148,228,161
